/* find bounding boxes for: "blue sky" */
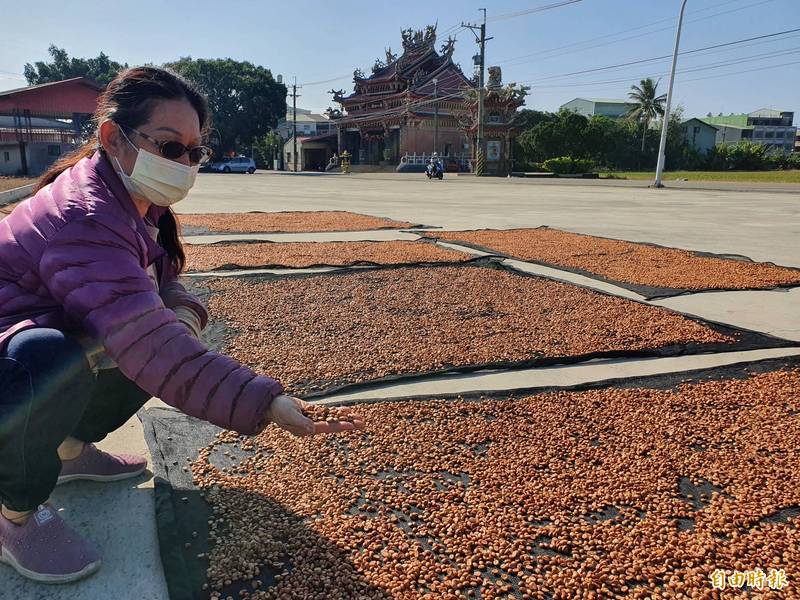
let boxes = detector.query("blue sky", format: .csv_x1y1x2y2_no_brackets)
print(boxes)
1,0,798,122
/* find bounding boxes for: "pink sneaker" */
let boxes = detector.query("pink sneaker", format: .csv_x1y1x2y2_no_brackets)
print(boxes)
0,505,101,583
57,443,147,485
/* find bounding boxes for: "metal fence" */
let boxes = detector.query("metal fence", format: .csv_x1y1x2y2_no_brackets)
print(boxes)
400,152,472,171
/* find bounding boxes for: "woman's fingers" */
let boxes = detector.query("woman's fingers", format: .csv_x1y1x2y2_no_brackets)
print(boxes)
313,419,365,434
275,397,366,436
314,421,352,434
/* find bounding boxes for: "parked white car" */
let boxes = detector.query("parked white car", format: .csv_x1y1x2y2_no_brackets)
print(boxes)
207,156,256,174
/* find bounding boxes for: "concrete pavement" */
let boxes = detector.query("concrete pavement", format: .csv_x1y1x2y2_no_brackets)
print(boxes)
4,173,797,599
185,172,800,266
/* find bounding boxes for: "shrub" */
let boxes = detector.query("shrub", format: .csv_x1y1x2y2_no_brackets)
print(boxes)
765,148,800,170
705,141,770,171
543,156,596,174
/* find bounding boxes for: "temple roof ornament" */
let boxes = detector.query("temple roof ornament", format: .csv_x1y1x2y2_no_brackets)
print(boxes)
401,23,437,52
440,36,456,60
487,66,502,90
334,22,491,111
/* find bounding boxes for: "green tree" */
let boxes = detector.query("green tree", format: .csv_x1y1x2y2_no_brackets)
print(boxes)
627,78,666,154
583,115,640,170
253,131,283,169
24,45,127,86
166,57,286,154
511,109,554,131
511,110,554,167
518,109,588,163
662,106,693,170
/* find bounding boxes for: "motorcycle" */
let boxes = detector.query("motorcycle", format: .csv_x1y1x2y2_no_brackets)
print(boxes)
426,161,444,180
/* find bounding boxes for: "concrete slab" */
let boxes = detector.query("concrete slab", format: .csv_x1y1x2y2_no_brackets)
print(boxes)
256,170,800,194
434,241,493,257
654,287,800,342
314,348,800,405
186,266,346,278
502,258,645,301
0,398,169,600
180,172,800,267
184,230,420,244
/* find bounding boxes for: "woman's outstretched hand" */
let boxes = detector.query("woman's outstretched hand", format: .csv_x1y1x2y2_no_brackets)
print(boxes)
265,394,364,436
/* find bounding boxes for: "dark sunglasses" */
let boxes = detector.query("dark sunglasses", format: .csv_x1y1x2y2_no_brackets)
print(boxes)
123,126,213,165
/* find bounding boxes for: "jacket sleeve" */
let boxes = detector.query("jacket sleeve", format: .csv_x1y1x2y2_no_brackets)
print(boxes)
159,254,209,329
39,216,282,434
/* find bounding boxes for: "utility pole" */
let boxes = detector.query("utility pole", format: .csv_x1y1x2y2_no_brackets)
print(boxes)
290,77,302,172
462,9,491,176
433,78,439,156
654,0,688,188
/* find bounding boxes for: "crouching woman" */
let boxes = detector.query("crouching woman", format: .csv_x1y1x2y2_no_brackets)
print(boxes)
0,66,360,584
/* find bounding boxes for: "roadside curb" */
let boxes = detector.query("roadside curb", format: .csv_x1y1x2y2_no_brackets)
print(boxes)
0,183,35,207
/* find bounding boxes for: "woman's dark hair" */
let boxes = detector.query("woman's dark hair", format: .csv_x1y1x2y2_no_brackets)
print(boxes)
37,66,210,274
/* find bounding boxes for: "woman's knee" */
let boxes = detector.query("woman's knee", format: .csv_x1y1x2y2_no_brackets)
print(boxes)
4,328,91,382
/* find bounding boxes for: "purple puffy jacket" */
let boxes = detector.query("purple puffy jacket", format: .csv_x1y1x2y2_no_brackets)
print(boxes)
0,151,283,434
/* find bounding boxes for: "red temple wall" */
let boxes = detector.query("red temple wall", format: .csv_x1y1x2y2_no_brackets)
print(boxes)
400,125,468,157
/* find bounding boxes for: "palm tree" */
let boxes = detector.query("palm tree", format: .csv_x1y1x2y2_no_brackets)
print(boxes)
627,78,667,154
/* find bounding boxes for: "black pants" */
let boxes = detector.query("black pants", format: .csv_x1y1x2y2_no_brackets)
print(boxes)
0,328,151,511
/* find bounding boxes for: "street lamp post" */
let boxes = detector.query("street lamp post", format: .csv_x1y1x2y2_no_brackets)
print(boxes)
654,0,689,188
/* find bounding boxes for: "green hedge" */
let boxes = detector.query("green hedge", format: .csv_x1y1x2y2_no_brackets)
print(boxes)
542,156,596,174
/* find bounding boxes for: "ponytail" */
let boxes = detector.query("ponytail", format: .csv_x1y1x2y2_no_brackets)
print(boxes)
158,209,186,274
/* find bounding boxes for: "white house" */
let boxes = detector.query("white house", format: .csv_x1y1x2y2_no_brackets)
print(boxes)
560,98,637,118
276,109,334,140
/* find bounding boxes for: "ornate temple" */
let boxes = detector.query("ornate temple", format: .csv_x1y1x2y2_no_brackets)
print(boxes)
328,24,526,174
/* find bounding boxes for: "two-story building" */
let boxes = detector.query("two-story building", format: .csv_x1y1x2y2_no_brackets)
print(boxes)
0,77,102,176
683,118,719,154
276,109,333,141
700,109,796,153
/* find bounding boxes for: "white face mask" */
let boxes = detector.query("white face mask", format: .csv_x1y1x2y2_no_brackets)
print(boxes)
112,128,199,207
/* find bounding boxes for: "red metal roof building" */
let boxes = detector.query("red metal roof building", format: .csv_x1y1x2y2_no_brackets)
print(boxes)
0,77,103,176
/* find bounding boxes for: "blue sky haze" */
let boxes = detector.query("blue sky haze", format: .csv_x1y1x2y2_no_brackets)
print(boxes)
1,0,797,122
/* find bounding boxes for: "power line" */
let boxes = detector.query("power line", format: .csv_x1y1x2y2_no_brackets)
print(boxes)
524,46,800,88
677,57,800,84
530,57,800,95
441,23,466,36
488,0,582,22
522,28,800,84
499,0,780,66
300,74,352,87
